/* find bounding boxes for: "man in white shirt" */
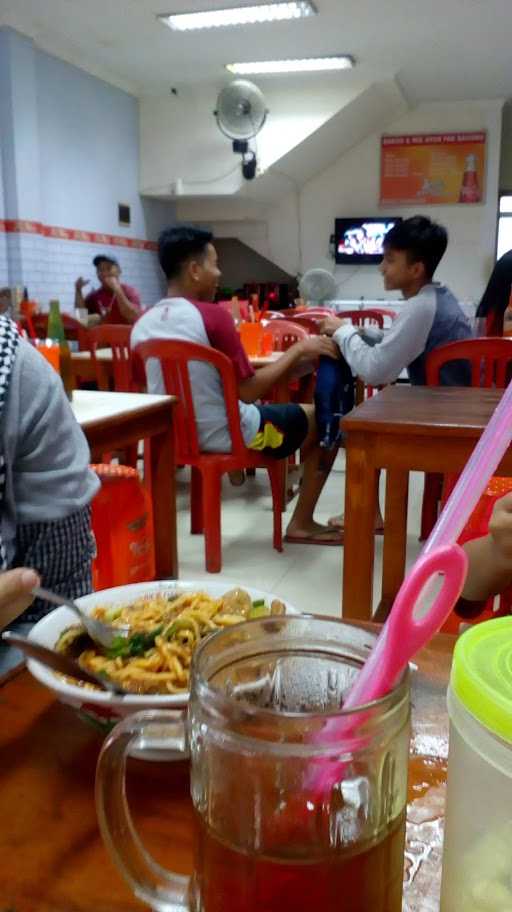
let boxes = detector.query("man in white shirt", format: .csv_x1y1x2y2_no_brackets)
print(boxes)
132,225,343,545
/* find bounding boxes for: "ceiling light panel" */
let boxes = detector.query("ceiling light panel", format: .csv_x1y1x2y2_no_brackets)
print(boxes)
226,56,355,75
158,2,317,32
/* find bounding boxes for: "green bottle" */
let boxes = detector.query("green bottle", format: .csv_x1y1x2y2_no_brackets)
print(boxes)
47,300,73,400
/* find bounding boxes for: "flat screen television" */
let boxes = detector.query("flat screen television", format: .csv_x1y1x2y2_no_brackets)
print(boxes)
334,217,401,265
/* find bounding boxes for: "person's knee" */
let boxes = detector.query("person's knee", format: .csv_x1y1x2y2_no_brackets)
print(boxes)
298,403,316,434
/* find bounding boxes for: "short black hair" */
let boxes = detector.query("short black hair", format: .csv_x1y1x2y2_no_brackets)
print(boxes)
93,254,119,269
158,225,213,280
383,216,448,279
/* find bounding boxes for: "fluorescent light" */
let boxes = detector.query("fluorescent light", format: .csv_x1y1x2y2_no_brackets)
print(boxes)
158,2,316,32
226,56,355,75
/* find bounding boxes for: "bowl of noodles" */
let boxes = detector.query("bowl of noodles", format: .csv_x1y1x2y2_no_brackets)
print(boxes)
26,580,298,733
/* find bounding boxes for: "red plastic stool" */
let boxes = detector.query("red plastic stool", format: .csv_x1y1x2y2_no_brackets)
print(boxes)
91,464,155,590
440,475,512,633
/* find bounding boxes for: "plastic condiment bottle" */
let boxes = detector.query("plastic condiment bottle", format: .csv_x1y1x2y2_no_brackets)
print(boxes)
440,617,512,911
231,296,241,327
12,286,23,320
459,153,481,204
47,300,73,400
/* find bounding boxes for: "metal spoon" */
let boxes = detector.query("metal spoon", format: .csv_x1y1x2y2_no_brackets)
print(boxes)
2,632,127,695
33,586,130,650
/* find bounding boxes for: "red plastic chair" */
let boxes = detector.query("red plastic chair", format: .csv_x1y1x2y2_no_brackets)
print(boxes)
263,310,287,320
334,309,385,329
264,319,308,351
134,338,284,573
87,323,140,392
335,310,394,401
369,307,397,320
287,314,321,335
421,337,512,541
87,324,145,469
426,337,512,387
263,319,314,404
28,312,90,350
289,307,332,317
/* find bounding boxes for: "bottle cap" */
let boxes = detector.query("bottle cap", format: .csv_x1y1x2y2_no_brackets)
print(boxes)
451,617,512,743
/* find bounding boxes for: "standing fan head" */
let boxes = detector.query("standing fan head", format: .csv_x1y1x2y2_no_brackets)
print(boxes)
215,80,268,141
299,269,337,305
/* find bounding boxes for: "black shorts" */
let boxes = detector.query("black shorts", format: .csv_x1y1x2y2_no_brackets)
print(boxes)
249,403,309,459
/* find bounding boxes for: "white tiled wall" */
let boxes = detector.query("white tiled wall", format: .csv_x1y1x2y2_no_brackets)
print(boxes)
10,231,165,312
0,233,8,288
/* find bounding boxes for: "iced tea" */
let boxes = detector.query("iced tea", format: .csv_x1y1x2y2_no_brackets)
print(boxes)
192,810,406,912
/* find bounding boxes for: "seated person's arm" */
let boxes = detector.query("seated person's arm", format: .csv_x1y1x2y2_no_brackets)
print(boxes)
74,277,90,311
239,336,339,403
462,495,512,601
12,342,98,585
104,277,140,324
0,568,39,630
205,307,339,404
321,301,435,387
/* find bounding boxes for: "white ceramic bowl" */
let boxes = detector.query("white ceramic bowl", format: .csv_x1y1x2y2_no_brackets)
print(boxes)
27,579,299,733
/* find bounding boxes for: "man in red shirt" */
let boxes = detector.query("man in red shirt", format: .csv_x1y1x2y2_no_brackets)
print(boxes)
132,225,343,545
75,255,141,325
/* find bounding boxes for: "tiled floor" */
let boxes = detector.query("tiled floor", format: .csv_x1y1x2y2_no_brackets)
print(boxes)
0,456,424,677
176,453,425,618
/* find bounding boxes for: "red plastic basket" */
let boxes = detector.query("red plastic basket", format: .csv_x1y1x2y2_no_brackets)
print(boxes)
91,464,155,589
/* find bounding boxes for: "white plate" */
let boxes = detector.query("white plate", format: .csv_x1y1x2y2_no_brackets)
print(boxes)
27,579,299,733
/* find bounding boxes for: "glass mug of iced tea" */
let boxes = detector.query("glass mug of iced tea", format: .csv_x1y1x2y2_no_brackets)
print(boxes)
96,616,410,912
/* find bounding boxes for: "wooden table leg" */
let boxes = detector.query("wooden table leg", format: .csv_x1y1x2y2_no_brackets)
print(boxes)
97,364,110,392
375,469,409,622
342,439,378,620
355,378,365,405
149,428,178,579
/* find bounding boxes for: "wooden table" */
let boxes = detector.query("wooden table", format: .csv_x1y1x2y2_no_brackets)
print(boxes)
72,390,178,580
72,348,114,390
71,350,292,400
0,631,453,911
342,385,512,620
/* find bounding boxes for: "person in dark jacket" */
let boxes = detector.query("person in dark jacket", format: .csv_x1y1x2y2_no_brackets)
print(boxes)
475,249,512,335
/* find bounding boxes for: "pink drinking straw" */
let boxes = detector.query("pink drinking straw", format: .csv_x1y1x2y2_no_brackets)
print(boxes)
308,379,512,797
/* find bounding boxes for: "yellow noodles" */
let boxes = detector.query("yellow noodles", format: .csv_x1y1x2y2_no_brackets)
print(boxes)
57,589,285,695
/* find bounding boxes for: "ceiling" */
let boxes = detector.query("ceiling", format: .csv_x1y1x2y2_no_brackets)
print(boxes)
1,0,512,102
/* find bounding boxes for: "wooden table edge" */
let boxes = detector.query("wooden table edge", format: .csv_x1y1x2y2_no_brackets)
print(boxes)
77,395,177,431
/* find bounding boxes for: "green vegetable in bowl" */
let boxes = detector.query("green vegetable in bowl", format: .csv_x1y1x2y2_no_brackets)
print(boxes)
248,600,269,619
106,625,164,659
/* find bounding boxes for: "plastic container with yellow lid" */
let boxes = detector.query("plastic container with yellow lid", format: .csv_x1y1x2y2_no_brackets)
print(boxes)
440,617,512,911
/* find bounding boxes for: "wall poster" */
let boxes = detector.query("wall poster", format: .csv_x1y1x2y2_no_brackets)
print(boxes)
380,132,486,205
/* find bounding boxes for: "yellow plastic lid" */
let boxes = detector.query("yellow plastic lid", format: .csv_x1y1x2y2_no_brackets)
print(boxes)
451,617,512,744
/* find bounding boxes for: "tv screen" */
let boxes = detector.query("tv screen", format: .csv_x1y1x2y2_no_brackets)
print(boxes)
335,217,401,265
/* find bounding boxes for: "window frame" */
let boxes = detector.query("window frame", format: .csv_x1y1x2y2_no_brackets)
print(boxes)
496,191,512,260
